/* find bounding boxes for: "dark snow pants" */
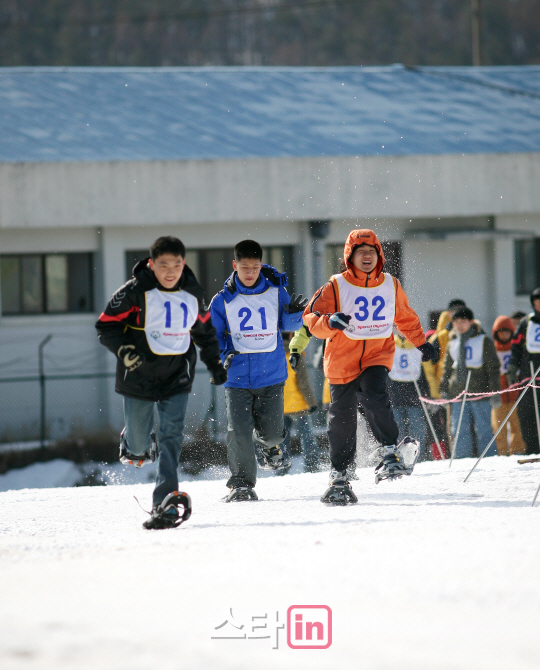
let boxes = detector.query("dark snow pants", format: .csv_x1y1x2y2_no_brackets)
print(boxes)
328,366,399,471
224,383,285,489
517,388,540,455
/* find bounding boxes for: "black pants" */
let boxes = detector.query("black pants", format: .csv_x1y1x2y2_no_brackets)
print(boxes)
517,388,540,455
328,366,399,471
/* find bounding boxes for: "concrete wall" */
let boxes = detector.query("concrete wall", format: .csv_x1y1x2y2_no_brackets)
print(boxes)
2,152,540,229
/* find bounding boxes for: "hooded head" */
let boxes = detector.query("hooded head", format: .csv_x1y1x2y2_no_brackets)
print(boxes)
343,229,385,279
492,315,514,351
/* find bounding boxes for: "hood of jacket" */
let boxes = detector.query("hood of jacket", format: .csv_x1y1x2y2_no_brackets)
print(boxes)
394,333,416,350
222,264,287,302
342,229,385,284
436,310,451,333
132,257,200,293
492,315,514,351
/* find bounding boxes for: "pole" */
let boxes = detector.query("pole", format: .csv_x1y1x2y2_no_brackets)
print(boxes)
530,362,540,451
39,334,53,449
450,370,472,468
471,0,482,66
413,378,445,460
464,363,540,483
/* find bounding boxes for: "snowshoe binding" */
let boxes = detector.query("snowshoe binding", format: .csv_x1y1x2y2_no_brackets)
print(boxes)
321,470,358,505
142,491,192,530
259,446,290,471
224,486,258,503
119,428,158,468
374,436,420,484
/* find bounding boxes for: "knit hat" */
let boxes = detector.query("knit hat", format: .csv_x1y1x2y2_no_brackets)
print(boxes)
452,306,474,321
531,287,540,307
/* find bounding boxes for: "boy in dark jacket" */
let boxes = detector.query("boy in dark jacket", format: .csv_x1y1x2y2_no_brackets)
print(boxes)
440,307,500,459
96,236,226,529
507,287,540,454
210,240,306,501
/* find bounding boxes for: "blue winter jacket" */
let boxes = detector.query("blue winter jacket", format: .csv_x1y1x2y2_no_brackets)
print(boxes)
210,265,303,389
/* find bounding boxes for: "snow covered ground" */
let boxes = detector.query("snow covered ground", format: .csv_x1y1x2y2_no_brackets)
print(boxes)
1,455,540,670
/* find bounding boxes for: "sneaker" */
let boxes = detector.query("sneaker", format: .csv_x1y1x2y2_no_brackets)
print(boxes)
142,491,192,530
119,429,158,468
224,486,258,503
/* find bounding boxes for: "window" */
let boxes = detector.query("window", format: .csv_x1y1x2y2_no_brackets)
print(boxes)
126,246,295,305
515,239,540,295
0,253,94,315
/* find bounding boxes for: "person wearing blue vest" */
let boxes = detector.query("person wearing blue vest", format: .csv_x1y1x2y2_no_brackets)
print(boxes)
210,240,306,501
440,306,500,459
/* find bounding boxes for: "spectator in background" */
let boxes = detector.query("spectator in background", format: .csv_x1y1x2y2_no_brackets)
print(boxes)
440,307,500,459
510,311,527,332
388,331,430,460
507,288,540,455
491,316,527,456
283,331,320,472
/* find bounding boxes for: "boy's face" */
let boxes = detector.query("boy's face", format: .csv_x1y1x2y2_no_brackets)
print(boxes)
533,298,540,313
233,257,262,287
496,328,513,343
351,244,378,274
453,317,473,335
149,253,185,289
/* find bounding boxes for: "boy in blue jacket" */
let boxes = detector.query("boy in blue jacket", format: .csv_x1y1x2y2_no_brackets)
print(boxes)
210,240,306,501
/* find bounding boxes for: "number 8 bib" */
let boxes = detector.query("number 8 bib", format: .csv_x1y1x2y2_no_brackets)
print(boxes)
333,273,396,340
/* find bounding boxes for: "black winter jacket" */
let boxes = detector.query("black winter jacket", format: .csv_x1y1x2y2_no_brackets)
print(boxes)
509,311,540,379
95,259,221,401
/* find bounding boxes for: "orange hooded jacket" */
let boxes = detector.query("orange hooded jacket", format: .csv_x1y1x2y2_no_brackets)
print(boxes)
492,315,519,404
303,229,426,385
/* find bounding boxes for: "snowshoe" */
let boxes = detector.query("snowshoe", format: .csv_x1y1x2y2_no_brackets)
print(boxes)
119,428,158,468
374,436,420,484
259,446,289,471
321,469,358,505
142,490,192,530
224,486,258,503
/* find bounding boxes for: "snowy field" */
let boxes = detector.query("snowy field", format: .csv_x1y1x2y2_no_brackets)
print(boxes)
1,456,540,670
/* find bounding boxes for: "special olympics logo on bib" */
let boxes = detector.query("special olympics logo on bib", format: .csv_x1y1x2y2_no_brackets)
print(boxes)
151,331,161,340
234,333,242,342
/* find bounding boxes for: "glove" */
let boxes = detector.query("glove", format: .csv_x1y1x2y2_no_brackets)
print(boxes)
490,395,502,410
506,363,518,386
417,341,436,362
284,293,309,314
117,344,145,372
289,353,301,371
328,313,352,331
209,363,228,385
223,350,240,371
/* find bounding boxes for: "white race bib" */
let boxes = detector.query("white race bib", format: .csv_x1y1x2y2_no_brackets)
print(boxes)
526,317,540,354
449,334,485,369
334,273,396,340
497,350,512,375
144,289,199,355
225,288,279,353
389,346,422,381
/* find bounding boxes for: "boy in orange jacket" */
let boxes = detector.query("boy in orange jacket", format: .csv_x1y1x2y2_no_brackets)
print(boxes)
303,229,434,503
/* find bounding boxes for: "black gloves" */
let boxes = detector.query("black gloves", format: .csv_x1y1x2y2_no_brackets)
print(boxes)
417,341,436,362
117,344,145,372
223,350,240,371
284,293,309,314
209,362,228,385
328,313,352,331
289,353,301,371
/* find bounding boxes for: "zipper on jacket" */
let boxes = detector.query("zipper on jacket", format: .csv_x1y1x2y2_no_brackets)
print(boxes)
358,273,370,373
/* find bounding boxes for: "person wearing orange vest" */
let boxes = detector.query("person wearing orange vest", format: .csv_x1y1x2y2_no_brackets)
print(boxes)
303,229,434,502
